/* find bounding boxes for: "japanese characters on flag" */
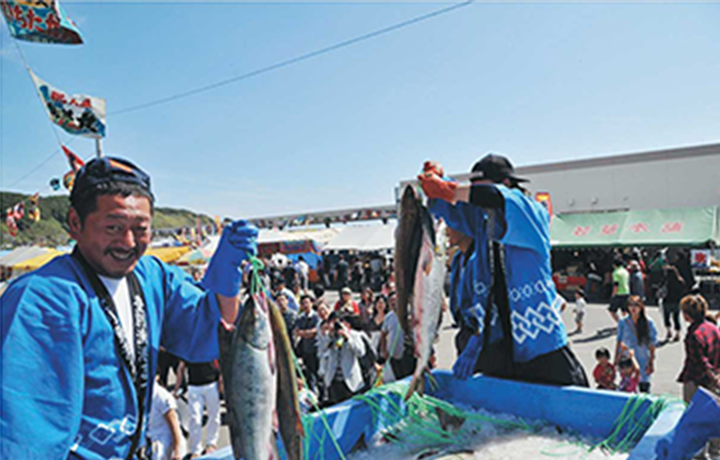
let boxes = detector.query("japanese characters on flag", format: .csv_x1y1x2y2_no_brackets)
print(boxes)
0,0,83,45
30,71,106,138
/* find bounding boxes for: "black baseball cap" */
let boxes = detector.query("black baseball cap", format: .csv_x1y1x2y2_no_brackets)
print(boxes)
70,157,154,203
469,154,528,184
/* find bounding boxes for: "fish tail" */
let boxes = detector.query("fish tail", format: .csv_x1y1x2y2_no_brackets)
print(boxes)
405,371,425,401
425,370,439,392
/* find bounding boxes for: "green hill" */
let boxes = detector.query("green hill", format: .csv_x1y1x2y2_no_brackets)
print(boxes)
0,191,213,248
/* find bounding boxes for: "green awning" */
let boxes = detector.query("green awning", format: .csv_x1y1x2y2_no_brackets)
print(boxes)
550,206,719,248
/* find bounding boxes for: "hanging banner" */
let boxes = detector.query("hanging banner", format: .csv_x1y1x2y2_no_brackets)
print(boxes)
6,210,18,237
12,202,25,221
30,71,106,138
27,192,41,222
63,170,75,191
535,192,553,219
1,0,83,45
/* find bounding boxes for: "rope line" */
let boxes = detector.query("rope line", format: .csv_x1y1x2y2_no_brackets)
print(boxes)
110,1,473,116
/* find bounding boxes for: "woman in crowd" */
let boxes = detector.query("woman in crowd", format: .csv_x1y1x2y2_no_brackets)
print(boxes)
363,295,387,354
358,287,375,327
615,295,658,393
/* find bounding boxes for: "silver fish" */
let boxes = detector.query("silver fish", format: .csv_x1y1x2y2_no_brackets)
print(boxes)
395,185,425,338
221,292,278,460
405,192,447,400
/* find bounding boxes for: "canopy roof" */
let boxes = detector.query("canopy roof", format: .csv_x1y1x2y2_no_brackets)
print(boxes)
145,246,192,264
551,206,719,248
0,246,55,267
324,224,396,252
12,249,64,271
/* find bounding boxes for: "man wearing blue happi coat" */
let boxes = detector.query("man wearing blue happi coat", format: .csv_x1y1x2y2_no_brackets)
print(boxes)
1,157,257,460
421,154,588,386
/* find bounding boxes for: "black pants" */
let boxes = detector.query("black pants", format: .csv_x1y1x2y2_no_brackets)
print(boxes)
663,301,681,332
328,378,354,406
476,339,515,379
390,347,417,381
157,350,180,389
301,351,319,393
514,346,589,387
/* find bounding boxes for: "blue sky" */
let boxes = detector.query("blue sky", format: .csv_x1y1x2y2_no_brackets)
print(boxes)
2,2,719,219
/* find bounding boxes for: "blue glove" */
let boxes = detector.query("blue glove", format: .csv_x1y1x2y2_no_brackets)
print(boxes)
453,334,483,380
202,220,258,297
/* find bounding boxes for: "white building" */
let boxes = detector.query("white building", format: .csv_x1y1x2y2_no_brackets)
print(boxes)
451,142,720,215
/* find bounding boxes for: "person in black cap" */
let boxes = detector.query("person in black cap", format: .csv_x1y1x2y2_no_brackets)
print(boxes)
419,153,588,387
0,156,259,460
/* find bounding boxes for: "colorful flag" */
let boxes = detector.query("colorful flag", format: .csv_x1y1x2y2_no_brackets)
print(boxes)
30,71,106,138
12,203,25,221
1,0,83,45
535,192,553,219
6,209,18,237
62,145,84,172
27,193,41,222
63,170,75,191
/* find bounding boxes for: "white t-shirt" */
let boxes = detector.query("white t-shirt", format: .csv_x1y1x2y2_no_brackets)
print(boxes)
147,383,178,443
574,297,587,314
98,275,134,358
381,311,405,359
296,261,309,277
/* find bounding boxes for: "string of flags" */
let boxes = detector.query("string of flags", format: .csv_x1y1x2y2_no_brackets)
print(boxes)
1,1,103,239
248,207,397,230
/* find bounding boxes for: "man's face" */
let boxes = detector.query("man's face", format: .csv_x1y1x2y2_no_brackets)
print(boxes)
341,292,351,303
69,194,152,278
277,295,288,311
300,297,312,312
388,294,397,311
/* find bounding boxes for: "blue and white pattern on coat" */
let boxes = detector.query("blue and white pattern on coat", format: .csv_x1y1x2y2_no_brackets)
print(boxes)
511,295,564,344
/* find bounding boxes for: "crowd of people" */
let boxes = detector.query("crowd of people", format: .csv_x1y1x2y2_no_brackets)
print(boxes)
1,155,719,460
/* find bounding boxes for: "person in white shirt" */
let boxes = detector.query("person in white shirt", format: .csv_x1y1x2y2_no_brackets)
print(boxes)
147,376,185,460
573,289,587,334
380,291,415,380
295,256,310,291
318,312,365,405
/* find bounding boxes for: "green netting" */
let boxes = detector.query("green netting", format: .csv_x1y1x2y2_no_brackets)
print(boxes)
351,383,677,459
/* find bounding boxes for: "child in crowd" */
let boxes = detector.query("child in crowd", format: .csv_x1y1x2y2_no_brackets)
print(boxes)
617,349,641,393
593,347,617,390
574,288,587,334
147,376,186,460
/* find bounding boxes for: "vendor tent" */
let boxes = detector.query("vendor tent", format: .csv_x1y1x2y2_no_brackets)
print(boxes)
324,224,396,252
0,246,55,267
551,206,719,248
12,249,65,272
145,246,192,264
